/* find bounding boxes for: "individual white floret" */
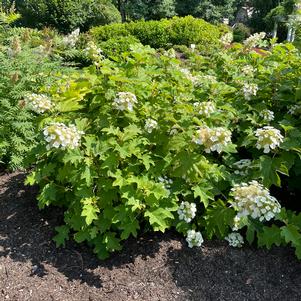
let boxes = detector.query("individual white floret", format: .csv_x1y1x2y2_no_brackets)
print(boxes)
255,126,283,153
145,118,158,133
243,83,258,100
25,93,53,114
193,101,215,117
230,180,281,222
186,230,204,248
114,92,137,112
225,232,244,248
259,109,274,122
43,123,84,150
177,201,197,223
193,126,232,154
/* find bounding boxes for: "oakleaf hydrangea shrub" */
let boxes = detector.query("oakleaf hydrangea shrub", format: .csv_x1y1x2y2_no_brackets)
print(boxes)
27,41,301,260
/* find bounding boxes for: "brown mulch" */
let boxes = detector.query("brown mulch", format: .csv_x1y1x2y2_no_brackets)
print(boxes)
0,172,301,301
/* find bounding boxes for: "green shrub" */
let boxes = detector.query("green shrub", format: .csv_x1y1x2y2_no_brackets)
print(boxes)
91,16,224,51
233,23,251,42
26,40,301,260
0,33,72,169
14,0,121,33
99,35,141,59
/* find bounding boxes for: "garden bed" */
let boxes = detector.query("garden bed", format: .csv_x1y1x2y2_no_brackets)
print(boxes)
0,172,301,301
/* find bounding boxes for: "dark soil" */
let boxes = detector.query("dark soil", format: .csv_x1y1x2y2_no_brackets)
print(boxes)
1,172,301,301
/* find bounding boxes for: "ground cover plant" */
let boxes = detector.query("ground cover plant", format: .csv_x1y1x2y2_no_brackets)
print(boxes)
24,30,301,260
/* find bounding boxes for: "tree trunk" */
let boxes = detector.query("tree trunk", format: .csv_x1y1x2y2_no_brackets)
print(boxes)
272,21,278,39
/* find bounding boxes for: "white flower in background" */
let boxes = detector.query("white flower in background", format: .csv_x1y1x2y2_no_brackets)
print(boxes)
180,68,197,83
84,41,103,61
186,230,204,248
242,65,255,77
243,32,266,49
288,104,301,115
190,44,196,51
114,92,137,112
259,109,274,122
194,101,215,117
243,83,258,100
230,180,281,222
220,32,233,46
200,75,217,83
62,28,80,48
177,201,197,223
145,118,158,133
225,232,244,248
233,159,252,176
255,126,283,153
164,48,176,58
25,93,53,113
193,126,232,154
43,123,84,150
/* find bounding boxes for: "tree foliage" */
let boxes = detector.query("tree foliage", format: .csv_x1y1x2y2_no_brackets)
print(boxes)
13,0,121,33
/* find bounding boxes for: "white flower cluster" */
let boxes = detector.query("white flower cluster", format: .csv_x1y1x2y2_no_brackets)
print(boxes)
233,159,252,176
186,230,204,248
288,104,301,115
84,41,103,61
180,68,198,83
193,126,232,153
164,48,176,58
194,101,215,117
25,93,53,114
232,215,242,231
62,28,80,48
243,32,266,49
225,232,244,248
43,123,83,150
243,83,258,100
220,32,233,46
158,176,173,189
231,181,281,222
259,109,274,122
177,201,197,223
255,126,283,153
145,118,158,133
242,65,255,77
114,92,137,112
